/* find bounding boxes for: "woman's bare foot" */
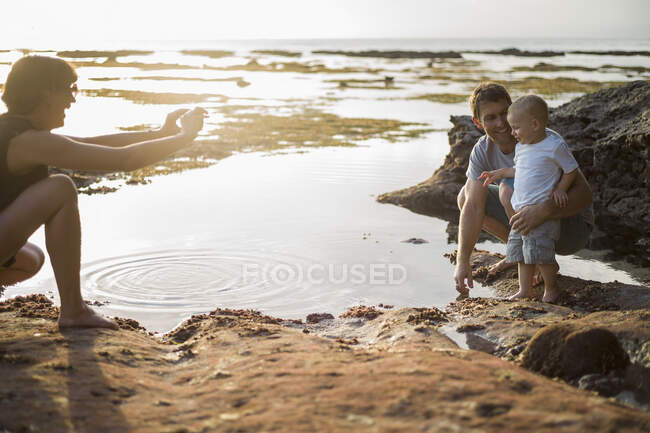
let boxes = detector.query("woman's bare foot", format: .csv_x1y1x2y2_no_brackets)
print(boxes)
58,305,118,329
508,290,536,301
488,257,516,274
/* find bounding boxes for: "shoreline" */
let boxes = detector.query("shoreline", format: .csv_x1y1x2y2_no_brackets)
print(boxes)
1,249,648,431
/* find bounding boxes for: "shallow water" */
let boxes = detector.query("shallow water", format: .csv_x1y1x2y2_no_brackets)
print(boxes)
6,135,645,333
1,39,649,333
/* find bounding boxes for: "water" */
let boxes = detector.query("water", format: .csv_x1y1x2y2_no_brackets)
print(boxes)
1,39,648,332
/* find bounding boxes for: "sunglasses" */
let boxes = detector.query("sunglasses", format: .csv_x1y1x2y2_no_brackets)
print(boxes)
56,83,78,98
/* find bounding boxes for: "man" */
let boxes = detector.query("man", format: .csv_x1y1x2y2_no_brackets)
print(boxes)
453,83,593,295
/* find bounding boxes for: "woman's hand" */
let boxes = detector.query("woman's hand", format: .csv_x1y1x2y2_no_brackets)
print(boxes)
180,107,207,138
159,108,190,136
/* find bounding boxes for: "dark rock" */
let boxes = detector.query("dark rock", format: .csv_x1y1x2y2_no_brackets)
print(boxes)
306,313,335,323
470,48,565,57
521,324,629,380
377,115,481,222
578,372,626,397
401,237,428,244
312,50,462,59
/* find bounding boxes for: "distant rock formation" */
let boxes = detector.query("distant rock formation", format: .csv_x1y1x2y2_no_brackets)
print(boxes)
378,81,650,265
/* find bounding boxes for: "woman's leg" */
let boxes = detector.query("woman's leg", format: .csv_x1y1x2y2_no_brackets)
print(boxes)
0,242,45,286
0,175,116,329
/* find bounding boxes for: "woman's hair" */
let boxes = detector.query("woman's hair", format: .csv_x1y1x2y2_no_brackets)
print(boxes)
2,55,77,115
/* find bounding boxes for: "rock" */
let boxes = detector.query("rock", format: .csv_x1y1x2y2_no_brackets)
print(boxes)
312,50,463,59
401,237,428,244
379,81,650,265
306,313,334,323
377,115,481,222
521,325,629,380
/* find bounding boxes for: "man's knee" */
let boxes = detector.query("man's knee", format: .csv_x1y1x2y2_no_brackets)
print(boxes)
498,182,512,207
457,186,466,211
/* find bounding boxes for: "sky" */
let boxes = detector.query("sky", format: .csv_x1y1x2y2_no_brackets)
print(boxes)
3,0,649,43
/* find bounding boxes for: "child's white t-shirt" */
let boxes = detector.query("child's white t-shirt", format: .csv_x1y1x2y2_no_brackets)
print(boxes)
511,131,579,212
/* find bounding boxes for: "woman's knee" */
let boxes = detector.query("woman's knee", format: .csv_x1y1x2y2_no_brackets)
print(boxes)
48,174,78,204
15,243,45,274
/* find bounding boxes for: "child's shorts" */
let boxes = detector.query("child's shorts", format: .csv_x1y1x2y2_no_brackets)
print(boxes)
506,220,559,265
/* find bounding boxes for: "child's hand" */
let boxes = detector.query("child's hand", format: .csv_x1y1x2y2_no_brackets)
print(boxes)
552,188,568,208
478,170,501,187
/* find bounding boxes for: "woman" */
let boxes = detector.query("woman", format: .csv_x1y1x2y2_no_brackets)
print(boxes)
0,55,206,329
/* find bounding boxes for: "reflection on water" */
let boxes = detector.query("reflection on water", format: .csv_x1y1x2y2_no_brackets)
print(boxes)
1,40,648,333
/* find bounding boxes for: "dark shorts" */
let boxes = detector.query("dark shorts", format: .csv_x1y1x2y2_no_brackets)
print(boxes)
485,184,592,256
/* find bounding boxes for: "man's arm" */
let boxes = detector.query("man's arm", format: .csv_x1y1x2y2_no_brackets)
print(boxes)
510,169,592,235
454,177,488,295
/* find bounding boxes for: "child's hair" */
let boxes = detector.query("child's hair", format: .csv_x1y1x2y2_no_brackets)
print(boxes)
2,55,77,115
509,94,548,126
469,82,512,120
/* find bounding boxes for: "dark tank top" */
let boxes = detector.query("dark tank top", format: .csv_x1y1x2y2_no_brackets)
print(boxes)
0,114,48,211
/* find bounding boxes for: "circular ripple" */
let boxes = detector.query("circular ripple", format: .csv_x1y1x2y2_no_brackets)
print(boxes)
80,248,350,317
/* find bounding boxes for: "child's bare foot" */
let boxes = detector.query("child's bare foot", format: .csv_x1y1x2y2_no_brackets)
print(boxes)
58,305,118,329
541,262,561,303
533,263,560,287
508,290,536,301
542,286,562,303
488,257,515,274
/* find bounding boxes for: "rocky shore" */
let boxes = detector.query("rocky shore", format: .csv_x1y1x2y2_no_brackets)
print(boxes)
1,248,649,432
378,80,650,266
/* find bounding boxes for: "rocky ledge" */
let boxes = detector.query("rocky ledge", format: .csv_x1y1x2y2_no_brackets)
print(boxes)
378,80,650,266
1,250,650,432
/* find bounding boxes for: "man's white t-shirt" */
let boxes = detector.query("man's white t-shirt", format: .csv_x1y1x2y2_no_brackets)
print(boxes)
511,132,579,211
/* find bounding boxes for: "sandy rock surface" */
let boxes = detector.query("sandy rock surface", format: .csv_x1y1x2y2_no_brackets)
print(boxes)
2,259,650,433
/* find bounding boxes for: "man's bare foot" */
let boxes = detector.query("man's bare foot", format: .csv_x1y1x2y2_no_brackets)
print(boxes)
508,290,536,301
58,305,118,329
488,257,516,274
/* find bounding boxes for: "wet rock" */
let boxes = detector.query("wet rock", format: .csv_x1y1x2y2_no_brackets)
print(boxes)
306,313,335,323
339,305,383,320
522,324,629,380
312,50,462,59
578,372,626,397
401,237,428,244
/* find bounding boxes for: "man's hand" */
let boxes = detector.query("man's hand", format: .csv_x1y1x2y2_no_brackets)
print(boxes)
160,108,189,136
453,260,473,296
552,188,568,208
510,203,548,235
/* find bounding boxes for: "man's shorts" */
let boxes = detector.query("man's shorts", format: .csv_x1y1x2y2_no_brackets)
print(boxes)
485,184,592,256
506,220,559,264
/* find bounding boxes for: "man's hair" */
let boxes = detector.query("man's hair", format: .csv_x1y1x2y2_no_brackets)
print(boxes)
2,55,77,115
509,94,548,126
469,82,512,120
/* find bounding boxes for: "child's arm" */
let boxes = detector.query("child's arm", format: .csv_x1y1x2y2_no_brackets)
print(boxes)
478,167,515,187
551,168,578,208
